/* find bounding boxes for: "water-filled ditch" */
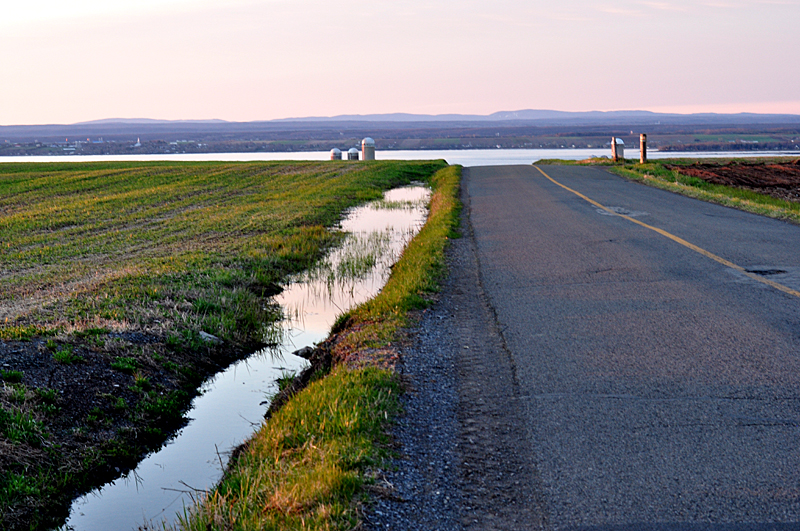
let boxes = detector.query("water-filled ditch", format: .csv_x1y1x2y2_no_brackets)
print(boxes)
63,184,431,530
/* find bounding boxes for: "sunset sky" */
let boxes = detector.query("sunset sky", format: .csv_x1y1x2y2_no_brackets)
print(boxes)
2,0,798,125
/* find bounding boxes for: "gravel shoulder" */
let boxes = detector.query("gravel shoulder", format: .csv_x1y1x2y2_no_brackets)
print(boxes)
365,171,546,530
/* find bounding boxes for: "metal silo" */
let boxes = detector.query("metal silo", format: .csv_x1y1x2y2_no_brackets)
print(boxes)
362,137,375,160
348,148,360,161
330,148,342,160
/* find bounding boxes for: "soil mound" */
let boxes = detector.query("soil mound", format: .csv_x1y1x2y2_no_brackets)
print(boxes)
667,160,800,203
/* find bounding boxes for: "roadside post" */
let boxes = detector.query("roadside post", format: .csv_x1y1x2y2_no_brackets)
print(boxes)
640,134,647,164
612,137,625,162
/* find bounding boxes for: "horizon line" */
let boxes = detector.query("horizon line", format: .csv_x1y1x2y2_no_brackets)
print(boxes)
4,108,800,128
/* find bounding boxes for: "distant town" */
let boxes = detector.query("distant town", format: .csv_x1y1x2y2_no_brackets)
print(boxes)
2,111,800,156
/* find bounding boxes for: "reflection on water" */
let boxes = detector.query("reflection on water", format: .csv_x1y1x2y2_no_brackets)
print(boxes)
63,185,430,531
64,352,305,530
276,185,429,354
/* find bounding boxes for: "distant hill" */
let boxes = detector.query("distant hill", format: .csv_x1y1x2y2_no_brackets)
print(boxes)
273,109,800,126
74,118,230,126
3,109,800,130
274,110,659,122
32,109,800,128
2,110,800,145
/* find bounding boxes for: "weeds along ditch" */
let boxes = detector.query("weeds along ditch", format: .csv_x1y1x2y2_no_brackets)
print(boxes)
0,159,448,530
168,164,462,531
66,179,434,530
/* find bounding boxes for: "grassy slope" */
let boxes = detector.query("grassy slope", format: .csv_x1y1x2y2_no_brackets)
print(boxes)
172,165,461,530
536,157,800,224
0,160,447,530
609,161,800,224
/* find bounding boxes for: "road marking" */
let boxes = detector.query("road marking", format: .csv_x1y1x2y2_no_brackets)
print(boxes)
534,165,800,299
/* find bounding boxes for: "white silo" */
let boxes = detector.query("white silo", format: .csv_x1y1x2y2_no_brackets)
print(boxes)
362,137,376,160
348,147,360,161
330,148,342,160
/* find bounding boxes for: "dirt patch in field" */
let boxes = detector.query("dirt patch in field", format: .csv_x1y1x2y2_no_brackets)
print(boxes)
666,160,800,203
0,327,256,530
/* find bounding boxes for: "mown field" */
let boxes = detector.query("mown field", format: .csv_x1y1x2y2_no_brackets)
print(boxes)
0,159,447,530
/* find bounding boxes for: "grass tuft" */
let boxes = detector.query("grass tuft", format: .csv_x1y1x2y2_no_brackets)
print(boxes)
110,356,138,374
173,367,400,531
1,371,24,384
52,345,83,364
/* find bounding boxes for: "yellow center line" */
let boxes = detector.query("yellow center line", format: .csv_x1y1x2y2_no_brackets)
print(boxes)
534,165,800,299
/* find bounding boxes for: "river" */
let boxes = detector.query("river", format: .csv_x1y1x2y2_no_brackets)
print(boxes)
2,148,798,167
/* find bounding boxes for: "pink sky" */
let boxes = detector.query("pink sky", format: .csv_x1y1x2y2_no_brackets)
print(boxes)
2,0,799,125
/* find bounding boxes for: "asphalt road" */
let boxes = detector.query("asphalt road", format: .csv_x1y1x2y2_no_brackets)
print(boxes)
464,165,800,530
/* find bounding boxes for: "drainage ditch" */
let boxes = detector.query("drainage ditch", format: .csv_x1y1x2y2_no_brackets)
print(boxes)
62,184,431,531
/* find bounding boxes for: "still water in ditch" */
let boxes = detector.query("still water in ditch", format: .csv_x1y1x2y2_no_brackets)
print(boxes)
63,184,431,531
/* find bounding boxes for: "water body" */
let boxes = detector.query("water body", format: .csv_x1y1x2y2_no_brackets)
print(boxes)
63,185,430,531
2,148,797,167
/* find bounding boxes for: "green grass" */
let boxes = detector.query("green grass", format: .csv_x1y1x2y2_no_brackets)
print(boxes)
276,371,297,393
171,165,462,530
333,165,461,351
535,158,800,224
0,408,45,446
607,160,800,224
174,367,400,531
1,160,447,345
52,345,83,364
0,371,24,384
110,356,138,374
0,159,449,530
0,325,54,341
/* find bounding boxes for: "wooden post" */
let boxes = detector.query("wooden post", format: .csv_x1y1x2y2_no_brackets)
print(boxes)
611,136,618,162
640,134,647,164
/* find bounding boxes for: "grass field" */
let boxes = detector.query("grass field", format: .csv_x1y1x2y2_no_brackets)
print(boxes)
536,157,800,224
170,165,461,531
611,159,800,224
0,159,448,530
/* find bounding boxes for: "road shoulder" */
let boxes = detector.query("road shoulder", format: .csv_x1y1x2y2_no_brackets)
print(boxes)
365,167,545,530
